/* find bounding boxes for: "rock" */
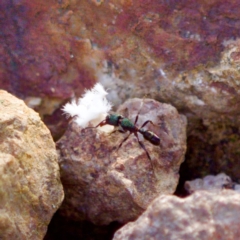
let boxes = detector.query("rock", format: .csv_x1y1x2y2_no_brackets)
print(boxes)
0,0,100,138
185,173,240,194
2,0,240,102
185,173,233,193
176,40,240,183
181,114,240,183
57,98,187,225
0,90,64,240
113,190,240,240
2,0,240,142
3,0,240,210
0,1,97,99
44,211,121,240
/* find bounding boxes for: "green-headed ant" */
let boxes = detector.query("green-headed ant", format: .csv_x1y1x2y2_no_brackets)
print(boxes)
84,101,160,173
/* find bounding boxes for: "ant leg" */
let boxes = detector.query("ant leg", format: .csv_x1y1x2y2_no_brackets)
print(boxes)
108,129,126,136
134,132,155,172
82,120,107,134
134,98,145,125
134,114,139,125
84,120,107,130
140,120,156,129
116,133,132,151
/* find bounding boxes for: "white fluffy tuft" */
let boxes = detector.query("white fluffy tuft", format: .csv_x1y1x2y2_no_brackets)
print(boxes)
62,83,112,128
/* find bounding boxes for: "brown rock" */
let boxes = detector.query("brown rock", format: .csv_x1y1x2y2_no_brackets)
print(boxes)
171,41,240,189
182,113,240,184
0,90,64,239
113,190,240,240
57,98,187,225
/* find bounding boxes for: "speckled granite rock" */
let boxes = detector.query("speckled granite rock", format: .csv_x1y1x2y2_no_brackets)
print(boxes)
114,190,240,240
57,98,187,225
0,90,64,240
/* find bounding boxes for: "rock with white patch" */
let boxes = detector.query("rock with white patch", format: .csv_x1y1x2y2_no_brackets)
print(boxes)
57,98,187,225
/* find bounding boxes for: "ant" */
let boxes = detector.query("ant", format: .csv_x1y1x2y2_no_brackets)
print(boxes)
84,101,160,173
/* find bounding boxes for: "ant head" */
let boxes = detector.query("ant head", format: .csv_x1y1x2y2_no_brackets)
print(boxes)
106,113,122,126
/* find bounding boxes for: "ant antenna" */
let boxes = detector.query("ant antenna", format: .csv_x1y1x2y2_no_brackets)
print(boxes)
133,95,147,125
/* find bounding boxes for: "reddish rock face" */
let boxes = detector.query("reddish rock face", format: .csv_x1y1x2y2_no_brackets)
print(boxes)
0,0,97,99
0,0,102,138
57,98,187,225
2,0,240,99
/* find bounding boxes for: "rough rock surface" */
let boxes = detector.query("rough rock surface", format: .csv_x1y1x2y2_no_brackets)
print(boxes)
0,90,64,240
3,1,240,186
3,0,240,142
2,0,240,104
0,0,97,99
57,98,187,225
114,190,240,240
182,112,240,183
185,173,240,194
185,173,232,193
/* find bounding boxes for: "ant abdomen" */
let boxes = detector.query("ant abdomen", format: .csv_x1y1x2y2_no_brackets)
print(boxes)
140,129,160,146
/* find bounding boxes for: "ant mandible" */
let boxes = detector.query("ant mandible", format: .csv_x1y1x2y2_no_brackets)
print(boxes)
84,101,160,173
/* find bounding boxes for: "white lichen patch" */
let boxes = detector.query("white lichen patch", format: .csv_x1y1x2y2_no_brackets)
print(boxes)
62,83,114,132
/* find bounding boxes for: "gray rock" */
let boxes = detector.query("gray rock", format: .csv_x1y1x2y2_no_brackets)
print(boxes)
114,190,240,240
